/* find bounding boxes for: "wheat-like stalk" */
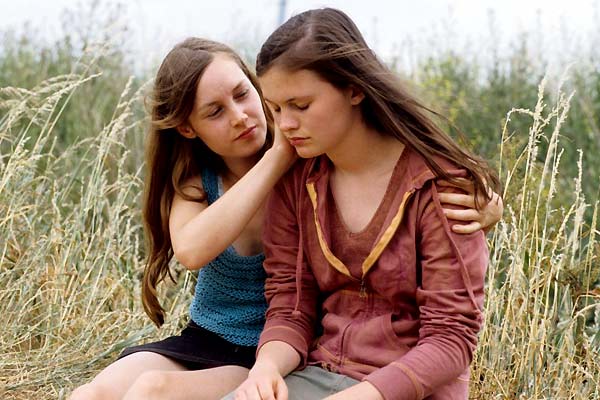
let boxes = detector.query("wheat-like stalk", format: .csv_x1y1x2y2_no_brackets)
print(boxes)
0,66,598,399
472,72,600,399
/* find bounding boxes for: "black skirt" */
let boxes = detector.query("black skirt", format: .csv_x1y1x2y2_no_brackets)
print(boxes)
118,320,257,370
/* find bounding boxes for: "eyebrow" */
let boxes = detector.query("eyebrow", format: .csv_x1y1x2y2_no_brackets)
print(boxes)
265,96,308,106
198,81,246,110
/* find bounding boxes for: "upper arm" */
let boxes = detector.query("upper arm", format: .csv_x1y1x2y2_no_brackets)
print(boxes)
363,182,489,400
262,180,317,311
259,178,320,364
169,176,208,253
417,182,488,339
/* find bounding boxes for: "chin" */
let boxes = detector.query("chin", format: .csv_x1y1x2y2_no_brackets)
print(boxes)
295,148,322,159
257,134,270,152
248,142,266,157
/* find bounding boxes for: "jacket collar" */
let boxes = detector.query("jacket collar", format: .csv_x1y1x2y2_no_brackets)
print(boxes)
303,148,468,281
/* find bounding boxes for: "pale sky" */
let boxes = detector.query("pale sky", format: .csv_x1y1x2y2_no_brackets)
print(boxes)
1,0,598,71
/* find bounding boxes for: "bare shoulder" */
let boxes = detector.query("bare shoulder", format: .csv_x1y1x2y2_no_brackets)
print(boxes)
178,174,205,199
170,174,208,230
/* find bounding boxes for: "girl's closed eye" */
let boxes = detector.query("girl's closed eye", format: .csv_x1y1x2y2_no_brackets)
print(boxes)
294,103,309,110
235,89,249,99
207,107,223,118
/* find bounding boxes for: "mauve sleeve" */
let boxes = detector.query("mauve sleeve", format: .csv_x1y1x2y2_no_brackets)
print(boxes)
257,176,320,368
364,183,488,400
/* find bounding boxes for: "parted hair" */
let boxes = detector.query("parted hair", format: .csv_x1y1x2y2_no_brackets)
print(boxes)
256,8,500,202
142,38,272,326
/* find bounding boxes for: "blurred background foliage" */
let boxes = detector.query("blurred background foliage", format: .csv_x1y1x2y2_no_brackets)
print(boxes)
0,1,598,398
2,1,598,213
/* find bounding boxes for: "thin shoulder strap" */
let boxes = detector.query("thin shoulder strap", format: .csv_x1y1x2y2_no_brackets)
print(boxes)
200,167,221,205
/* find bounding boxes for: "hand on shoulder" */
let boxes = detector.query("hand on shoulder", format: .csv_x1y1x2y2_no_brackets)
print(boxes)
437,178,503,234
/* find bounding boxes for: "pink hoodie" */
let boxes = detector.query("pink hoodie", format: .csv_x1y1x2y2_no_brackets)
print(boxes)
259,148,488,400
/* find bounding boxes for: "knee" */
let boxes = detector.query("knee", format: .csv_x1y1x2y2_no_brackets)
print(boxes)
124,371,171,400
69,383,117,400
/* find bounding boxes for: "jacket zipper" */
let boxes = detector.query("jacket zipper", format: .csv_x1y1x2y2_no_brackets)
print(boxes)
338,319,352,369
339,283,370,368
359,279,367,298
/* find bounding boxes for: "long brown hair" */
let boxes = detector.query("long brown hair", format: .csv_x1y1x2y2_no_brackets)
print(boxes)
256,8,500,202
142,38,272,326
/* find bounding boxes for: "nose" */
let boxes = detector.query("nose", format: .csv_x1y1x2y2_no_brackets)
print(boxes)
230,105,248,127
278,110,299,132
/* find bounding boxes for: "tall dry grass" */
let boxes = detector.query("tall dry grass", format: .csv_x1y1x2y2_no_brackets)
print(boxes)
0,72,193,399
0,37,599,400
471,75,600,398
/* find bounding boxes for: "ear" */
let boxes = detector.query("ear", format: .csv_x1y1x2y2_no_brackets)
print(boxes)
348,85,365,106
176,123,197,139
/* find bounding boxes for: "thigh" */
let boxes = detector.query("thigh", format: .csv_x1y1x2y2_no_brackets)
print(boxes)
89,351,187,398
124,365,250,400
220,366,359,400
284,366,359,399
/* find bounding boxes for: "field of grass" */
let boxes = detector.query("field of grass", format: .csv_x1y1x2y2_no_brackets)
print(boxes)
1,3,599,399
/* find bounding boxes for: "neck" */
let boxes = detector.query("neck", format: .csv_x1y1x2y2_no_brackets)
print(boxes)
221,154,260,186
327,124,405,177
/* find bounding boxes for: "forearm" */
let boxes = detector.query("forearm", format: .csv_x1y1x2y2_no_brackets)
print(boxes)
230,340,300,399
324,382,383,400
365,332,476,399
254,340,301,377
172,148,292,269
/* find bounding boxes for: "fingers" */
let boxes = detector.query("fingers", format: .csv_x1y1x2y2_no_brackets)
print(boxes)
451,221,482,234
439,183,498,211
438,179,503,232
257,381,277,400
490,191,504,208
274,376,288,400
443,197,502,233
234,387,249,400
443,208,480,222
438,178,495,199
480,192,503,228
438,192,475,208
235,386,265,400
232,373,282,400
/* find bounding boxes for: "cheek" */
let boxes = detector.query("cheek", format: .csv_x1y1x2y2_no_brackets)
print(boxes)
197,121,228,145
309,101,346,133
329,100,355,129
250,96,267,121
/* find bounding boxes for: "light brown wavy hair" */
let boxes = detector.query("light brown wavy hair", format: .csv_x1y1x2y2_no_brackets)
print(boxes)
142,38,272,326
256,8,500,203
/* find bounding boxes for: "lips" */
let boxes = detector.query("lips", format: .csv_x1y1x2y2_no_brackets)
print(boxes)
236,126,256,140
288,137,308,146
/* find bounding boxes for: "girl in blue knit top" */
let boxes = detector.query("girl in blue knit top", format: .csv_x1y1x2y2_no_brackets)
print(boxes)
69,38,502,400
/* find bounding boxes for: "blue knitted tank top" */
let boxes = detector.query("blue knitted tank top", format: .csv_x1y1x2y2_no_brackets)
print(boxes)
189,167,267,346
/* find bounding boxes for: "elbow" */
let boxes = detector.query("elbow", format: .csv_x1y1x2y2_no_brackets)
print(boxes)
172,244,206,270
422,332,476,369
420,320,481,363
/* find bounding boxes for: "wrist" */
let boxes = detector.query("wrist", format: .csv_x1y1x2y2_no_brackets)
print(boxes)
255,340,301,376
252,357,278,371
248,357,283,381
265,143,296,168
262,147,284,168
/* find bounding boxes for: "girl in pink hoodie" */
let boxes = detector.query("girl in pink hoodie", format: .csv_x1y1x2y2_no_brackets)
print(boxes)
228,8,500,400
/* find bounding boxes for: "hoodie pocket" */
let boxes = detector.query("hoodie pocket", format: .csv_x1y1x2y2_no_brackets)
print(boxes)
344,313,417,372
